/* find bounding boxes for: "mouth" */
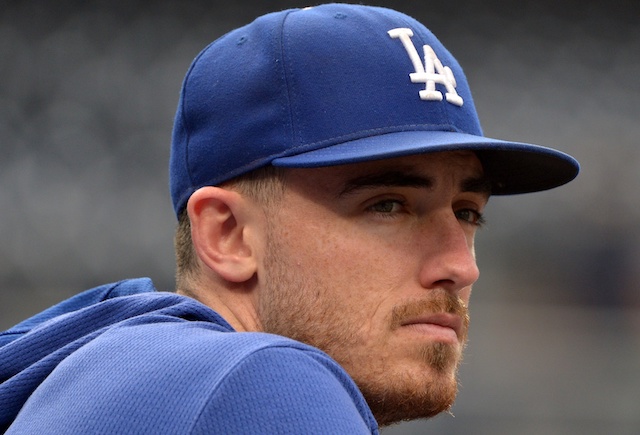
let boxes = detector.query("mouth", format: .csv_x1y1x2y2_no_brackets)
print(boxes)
399,313,463,344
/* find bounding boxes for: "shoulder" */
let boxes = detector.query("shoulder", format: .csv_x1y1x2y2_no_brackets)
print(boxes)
14,323,377,433
190,334,378,434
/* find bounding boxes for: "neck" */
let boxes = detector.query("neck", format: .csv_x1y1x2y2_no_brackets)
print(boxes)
178,275,262,333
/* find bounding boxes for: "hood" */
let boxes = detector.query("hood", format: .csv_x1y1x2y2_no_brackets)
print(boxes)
0,278,227,431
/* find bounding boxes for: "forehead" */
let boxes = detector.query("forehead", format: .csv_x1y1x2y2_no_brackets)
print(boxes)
283,151,485,193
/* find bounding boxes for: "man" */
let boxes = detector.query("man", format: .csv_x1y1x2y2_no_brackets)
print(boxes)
0,4,578,433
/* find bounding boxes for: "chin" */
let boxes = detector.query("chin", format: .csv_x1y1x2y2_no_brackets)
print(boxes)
357,342,463,426
365,374,459,427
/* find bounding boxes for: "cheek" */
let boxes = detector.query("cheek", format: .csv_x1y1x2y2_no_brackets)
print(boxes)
275,206,416,306
286,218,356,266
286,224,395,303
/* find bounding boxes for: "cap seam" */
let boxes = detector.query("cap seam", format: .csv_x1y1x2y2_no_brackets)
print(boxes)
275,123,462,157
177,123,462,192
279,9,298,153
180,42,218,193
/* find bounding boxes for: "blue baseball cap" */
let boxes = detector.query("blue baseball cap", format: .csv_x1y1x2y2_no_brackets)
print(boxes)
170,3,579,216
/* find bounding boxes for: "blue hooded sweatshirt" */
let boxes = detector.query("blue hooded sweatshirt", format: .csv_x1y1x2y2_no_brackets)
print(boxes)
0,278,378,433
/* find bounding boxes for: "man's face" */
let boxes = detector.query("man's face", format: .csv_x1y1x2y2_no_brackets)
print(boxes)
257,151,489,425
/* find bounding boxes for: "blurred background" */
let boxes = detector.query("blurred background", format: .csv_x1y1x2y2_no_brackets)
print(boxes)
1,0,638,433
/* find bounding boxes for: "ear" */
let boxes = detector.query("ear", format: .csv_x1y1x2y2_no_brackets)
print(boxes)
187,186,258,283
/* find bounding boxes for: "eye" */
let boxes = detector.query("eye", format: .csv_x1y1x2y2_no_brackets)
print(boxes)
455,208,485,227
367,199,406,215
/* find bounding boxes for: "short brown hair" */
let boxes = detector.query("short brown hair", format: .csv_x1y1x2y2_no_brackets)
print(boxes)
174,165,287,293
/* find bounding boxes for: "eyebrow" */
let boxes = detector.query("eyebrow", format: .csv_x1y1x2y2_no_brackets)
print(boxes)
338,171,432,196
337,170,492,197
462,176,493,196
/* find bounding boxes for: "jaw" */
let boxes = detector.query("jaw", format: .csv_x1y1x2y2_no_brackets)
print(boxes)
339,338,464,426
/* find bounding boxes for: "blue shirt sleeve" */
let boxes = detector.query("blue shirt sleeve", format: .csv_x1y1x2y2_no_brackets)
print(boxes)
6,320,378,434
191,345,378,434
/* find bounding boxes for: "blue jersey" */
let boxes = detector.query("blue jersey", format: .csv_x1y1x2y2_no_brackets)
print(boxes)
0,278,378,433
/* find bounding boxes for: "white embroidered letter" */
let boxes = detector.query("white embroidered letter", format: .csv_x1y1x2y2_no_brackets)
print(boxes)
388,28,463,107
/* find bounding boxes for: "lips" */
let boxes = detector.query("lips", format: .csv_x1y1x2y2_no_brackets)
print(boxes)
400,313,464,341
390,293,470,343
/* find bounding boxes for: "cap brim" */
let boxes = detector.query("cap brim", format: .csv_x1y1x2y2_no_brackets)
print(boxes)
271,130,579,195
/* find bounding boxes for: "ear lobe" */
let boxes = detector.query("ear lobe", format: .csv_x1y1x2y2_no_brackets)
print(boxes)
187,187,257,283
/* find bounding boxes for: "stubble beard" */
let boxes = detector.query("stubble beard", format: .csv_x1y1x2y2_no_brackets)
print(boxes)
362,296,470,426
259,232,470,427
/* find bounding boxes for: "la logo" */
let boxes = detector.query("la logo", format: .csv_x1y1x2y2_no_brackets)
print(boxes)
388,28,464,107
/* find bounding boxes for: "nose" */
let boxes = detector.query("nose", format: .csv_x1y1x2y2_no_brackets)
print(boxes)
418,212,480,295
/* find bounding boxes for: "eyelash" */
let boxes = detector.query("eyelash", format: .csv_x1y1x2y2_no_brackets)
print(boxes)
366,199,407,217
455,208,486,227
367,199,486,227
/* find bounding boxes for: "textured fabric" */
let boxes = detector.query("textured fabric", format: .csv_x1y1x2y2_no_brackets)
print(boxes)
170,3,579,216
0,278,378,434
